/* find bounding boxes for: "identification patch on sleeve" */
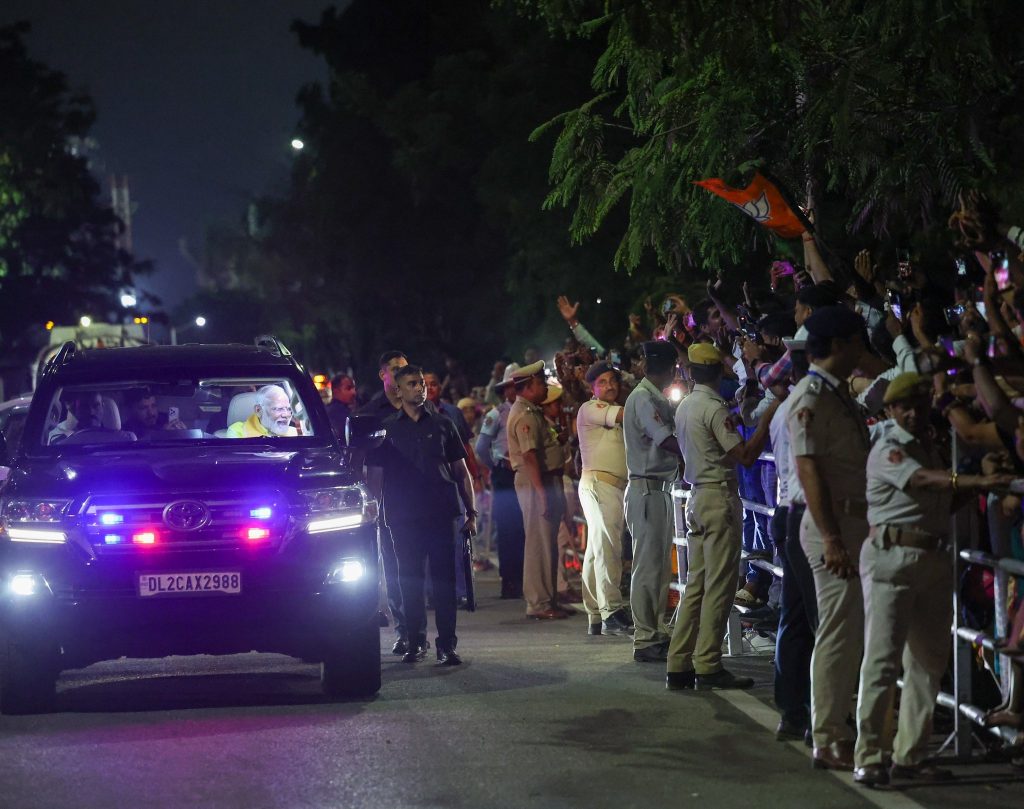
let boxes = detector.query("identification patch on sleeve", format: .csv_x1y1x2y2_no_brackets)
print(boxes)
796,407,814,426
887,448,904,465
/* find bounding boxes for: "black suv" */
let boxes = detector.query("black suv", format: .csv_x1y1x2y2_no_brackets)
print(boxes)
0,337,383,713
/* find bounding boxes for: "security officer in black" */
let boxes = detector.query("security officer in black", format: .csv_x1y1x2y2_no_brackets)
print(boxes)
369,364,478,665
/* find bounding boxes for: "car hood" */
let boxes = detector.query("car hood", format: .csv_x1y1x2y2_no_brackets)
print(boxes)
5,445,355,499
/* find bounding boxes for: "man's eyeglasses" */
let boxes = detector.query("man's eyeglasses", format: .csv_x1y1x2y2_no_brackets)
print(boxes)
267,406,293,416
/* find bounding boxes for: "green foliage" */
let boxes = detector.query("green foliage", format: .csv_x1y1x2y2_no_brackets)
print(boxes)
0,23,149,367
514,0,1024,274
205,0,668,384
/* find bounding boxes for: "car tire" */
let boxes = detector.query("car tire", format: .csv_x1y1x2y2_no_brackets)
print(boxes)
320,621,381,699
0,640,58,715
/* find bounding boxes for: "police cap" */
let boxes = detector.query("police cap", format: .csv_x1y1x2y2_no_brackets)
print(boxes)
510,360,545,383
688,342,723,366
585,361,620,385
882,372,930,405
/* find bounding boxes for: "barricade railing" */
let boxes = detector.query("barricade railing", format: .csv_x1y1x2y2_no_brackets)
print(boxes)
940,433,1024,760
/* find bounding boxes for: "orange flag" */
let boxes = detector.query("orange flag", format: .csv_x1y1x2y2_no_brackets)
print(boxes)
694,172,809,239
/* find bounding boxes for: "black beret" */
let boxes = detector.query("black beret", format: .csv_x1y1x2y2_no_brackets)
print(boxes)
585,361,621,385
804,305,865,339
641,341,677,364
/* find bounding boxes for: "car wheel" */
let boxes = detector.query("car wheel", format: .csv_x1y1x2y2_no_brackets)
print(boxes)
0,640,58,715
320,620,381,699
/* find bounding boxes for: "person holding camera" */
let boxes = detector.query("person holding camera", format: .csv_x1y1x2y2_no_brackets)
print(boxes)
853,372,1013,787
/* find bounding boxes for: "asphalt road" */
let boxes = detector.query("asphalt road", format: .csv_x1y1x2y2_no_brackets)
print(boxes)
1,575,1022,809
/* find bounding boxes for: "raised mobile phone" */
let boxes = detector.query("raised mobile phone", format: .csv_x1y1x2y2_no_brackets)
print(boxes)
886,289,903,321
897,248,912,280
943,304,964,326
168,406,179,423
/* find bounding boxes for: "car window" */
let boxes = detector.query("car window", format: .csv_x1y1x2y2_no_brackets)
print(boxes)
1,410,27,455
38,377,317,448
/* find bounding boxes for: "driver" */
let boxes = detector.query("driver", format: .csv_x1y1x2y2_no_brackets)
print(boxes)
48,392,104,443
226,385,298,438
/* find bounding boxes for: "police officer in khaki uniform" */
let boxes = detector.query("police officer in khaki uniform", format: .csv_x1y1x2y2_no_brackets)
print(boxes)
788,305,870,772
507,361,569,620
624,342,682,663
853,373,1010,787
577,361,633,637
665,343,780,690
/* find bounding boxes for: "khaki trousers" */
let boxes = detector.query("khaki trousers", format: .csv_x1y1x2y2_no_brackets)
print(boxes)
855,534,953,767
625,481,674,649
666,485,742,675
801,509,868,748
515,472,563,614
578,473,627,621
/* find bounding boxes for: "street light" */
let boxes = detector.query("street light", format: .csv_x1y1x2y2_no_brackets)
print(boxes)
120,292,137,308
170,315,207,346
79,316,92,328
291,138,305,151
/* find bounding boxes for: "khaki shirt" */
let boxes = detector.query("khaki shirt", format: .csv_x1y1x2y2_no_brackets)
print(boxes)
508,397,548,472
787,364,870,505
543,417,568,473
866,424,951,536
576,399,627,477
624,376,679,481
675,384,742,486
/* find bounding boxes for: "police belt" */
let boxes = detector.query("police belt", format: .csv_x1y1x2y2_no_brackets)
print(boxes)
581,469,627,490
627,476,675,493
876,524,948,552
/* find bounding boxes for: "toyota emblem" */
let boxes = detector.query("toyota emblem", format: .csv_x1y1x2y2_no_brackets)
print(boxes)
163,500,210,531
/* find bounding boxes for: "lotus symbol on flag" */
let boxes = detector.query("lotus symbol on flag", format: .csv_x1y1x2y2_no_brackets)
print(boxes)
733,192,771,223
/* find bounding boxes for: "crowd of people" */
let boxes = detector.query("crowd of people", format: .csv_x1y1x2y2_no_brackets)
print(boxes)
325,192,1024,786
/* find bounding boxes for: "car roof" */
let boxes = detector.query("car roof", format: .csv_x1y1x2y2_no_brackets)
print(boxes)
52,344,297,376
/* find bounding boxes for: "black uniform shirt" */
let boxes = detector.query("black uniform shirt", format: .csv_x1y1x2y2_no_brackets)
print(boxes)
368,405,467,523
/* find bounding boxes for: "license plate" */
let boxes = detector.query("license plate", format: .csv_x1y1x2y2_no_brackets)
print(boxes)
138,571,241,597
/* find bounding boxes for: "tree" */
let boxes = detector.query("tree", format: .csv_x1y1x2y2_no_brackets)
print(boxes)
217,0,670,384
513,1,1024,274
0,22,149,370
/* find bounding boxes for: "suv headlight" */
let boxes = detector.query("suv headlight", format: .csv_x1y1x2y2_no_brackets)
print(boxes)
1,499,71,523
0,498,71,544
299,486,378,534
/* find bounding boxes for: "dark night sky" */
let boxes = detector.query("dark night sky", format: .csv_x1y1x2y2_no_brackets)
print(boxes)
1,0,339,310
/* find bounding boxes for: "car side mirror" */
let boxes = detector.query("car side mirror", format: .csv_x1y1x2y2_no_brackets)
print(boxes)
345,414,386,450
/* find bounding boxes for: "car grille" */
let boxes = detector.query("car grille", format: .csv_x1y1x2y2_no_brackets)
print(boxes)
81,492,287,553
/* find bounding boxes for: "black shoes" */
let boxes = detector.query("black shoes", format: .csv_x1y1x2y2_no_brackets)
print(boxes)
601,608,634,637
401,640,430,663
696,668,754,690
392,638,409,656
666,670,695,690
436,647,462,666
853,764,890,788
633,642,668,663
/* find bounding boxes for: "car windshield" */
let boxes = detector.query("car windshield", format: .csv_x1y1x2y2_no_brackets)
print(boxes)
35,376,318,449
